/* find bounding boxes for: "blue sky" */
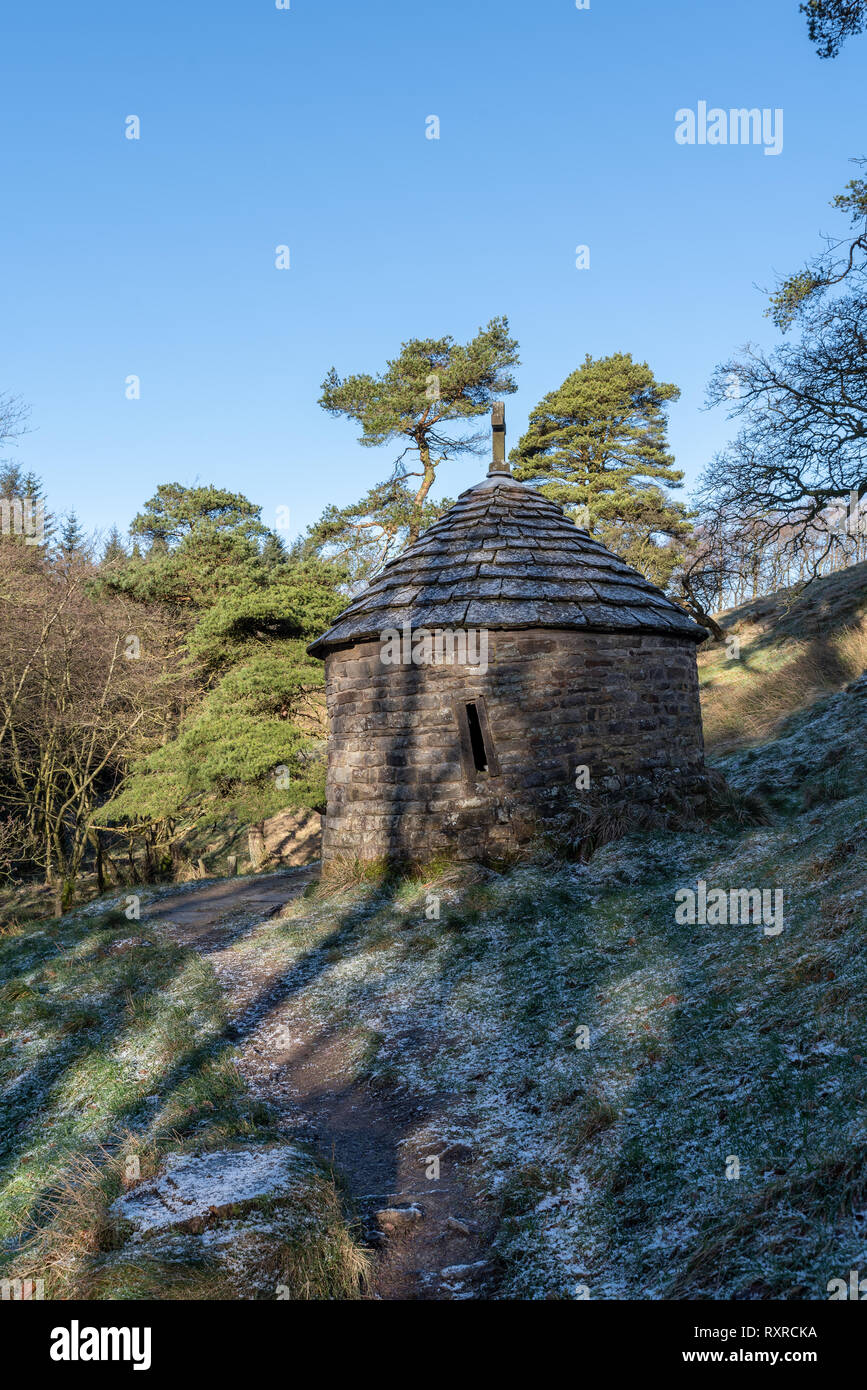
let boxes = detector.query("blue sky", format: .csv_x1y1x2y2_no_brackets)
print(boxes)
1,0,865,546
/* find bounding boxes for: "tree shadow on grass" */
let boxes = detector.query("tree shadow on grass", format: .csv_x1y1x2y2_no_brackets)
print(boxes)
0,877,478,1287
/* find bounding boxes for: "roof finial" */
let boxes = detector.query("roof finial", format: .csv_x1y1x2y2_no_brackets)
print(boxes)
489,401,509,476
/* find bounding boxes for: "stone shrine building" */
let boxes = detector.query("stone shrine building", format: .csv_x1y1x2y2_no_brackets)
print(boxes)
308,405,707,865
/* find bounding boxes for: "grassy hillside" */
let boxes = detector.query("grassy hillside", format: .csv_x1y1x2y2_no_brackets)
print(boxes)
699,560,867,755
2,566,865,1299
217,670,865,1297
0,893,368,1299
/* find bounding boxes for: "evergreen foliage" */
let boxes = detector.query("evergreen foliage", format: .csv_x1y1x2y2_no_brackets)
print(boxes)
310,317,519,581
101,487,345,830
57,510,89,563
510,353,691,587
100,526,128,566
801,0,867,57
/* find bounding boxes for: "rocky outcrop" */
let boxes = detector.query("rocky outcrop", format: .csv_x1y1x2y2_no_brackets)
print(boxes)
112,1147,305,1237
106,1146,337,1299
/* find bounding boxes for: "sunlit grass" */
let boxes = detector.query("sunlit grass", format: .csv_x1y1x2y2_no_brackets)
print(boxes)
0,903,368,1300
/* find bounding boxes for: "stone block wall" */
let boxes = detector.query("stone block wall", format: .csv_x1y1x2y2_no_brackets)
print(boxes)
321,628,706,864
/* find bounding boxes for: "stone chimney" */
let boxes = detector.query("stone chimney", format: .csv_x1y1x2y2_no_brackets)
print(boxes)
489,401,509,476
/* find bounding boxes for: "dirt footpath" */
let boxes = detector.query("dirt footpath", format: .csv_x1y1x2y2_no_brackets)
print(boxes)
150,869,497,1300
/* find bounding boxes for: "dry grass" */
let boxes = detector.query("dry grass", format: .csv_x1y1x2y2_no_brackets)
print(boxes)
274,1183,372,1301
535,767,766,864
5,1133,161,1299
0,918,27,938
837,621,867,676
1,904,371,1302
317,853,392,893
317,848,483,895
5,1126,371,1302
700,620,867,753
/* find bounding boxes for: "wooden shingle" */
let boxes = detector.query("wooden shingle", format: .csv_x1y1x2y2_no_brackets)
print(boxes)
308,474,705,657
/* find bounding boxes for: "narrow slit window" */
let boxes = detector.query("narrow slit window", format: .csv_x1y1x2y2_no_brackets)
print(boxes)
455,696,499,783
465,702,489,773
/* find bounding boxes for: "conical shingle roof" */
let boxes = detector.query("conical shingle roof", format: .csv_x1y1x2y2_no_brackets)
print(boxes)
308,472,706,657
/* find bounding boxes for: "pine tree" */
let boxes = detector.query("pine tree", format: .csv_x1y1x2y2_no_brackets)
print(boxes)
0,461,43,499
510,353,692,586
801,0,867,58
260,530,288,568
303,478,453,587
314,317,519,578
104,483,280,611
101,525,128,566
104,557,344,824
129,483,268,549
98,479,347,829
57,510,90,563
0,461,51,546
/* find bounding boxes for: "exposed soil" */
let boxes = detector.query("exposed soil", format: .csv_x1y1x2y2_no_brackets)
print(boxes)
149,869,498,1300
